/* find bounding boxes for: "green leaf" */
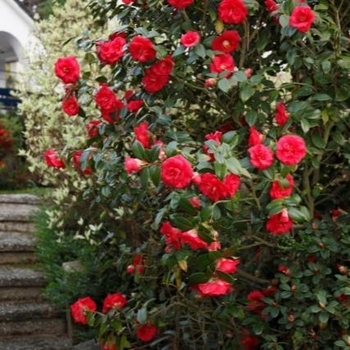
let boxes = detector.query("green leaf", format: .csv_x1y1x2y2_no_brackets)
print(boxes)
288,207,309,222
194,43,206,58
149,144,161,162
311,134,326,149
173,45,185,57
245,110,258,126
149,165,160,186
200,207,213,223
335,84,350,102
252,319,265,335
301,119,310,133
132,141,147,160
279,15,289,28
218,78,231,93
119,335,131,350
137,308,148,324
165,141,178,156
216,270,235,284
239,83,255,102
318,312,329,324
265,200,284,216
188,272,210,284
221,131,238,145
234,70,248,82
169,215,194,231
214,162,227,179
294,86,314,98
140,167,150,189
312,93,332,102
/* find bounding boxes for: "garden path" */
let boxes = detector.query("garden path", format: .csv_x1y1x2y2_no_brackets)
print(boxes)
0,194,72,350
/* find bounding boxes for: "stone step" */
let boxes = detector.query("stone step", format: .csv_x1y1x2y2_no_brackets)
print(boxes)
0,266,46,287
0,205,38,221
0,301,62,322
0,196,40,222
0,221,36,233
0,194,42,205
0,231,37,264
0,251,38,265
0,286,43,301
0,231,36,252
0,317,67,337
0,335,72,350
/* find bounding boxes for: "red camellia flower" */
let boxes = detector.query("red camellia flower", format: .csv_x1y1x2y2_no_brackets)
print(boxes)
62,95,79,116
240,335,259,350
248,144,274,170
151,55,175,76
95,85,123,123
197,278,232,297
212,30,240,53
223,173,240,197
161,154,193,189
72,151,92,175
142,56,174,93
275,102,289,126
136,323,157,342
196,173,227,201
276,134,307,165
205,78,217,88
99,36,126,65
124,157,146,174
186,197,199,210
278,264,291,276
265,0,278,13
44,150,65,169
210,54,235,76
95,85,119,111
264,0,279,22
102,343,117,350
168,0,194,9
218,0,248,25
129,36,156,62
248,126,264,146
289,6,315,33
127,100,143,113
54,56,80,84
102,293,127,313
142,68,170,93
247,290,266,313
134,122,150,148
216,258,240,274
160,221,182,251
266,209,293,234
70,296,97,324
127,254,145,275
270,174,294,199
205,131,222,144
180,31,200,48
86,120,101,138
181,229,209,250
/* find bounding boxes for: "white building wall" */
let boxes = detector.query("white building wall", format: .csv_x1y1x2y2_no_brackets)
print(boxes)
0,0,34,87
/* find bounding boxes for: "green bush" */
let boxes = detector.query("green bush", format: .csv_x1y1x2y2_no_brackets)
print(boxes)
37,0,350,349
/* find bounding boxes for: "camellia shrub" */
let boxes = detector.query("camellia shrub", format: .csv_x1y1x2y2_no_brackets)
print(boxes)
47,0,350,349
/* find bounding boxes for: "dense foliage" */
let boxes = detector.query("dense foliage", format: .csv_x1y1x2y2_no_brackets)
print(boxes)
35,0,350,349
0,112,29,189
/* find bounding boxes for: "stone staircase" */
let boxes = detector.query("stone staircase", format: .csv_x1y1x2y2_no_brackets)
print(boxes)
0,194,72,350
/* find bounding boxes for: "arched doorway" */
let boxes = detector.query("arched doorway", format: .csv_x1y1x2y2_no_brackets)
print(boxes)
0,31,23,89
0,32,23,108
